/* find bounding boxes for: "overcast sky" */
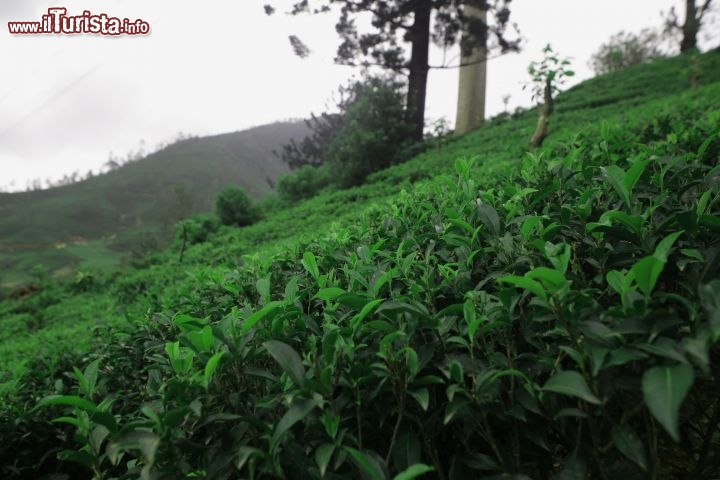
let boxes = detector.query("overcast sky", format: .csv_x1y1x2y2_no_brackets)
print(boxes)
0,0,715,191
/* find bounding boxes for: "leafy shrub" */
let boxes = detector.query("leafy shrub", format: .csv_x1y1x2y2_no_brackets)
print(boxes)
0,351,87,479
176,213,220,245
215,185,261,227
276,164,334,203
70,270,99,293
590,28,667,75
277,76,415,190
276,76,404,171
325,76,414,188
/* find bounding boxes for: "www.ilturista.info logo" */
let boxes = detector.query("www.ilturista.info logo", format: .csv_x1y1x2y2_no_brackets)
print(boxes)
8,7,150,35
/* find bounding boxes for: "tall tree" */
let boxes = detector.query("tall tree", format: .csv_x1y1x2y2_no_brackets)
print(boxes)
265,0,519,142
455,4,487,134
665,0,714,52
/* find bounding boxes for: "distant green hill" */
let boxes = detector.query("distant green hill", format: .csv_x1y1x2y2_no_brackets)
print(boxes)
0,121,308,284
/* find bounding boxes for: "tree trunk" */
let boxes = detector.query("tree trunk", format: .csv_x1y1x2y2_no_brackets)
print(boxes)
455,5,488,135
530,77,554,150
681,0,699,52
406,0,432,142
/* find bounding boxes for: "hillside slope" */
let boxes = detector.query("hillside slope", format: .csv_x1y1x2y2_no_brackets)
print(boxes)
0,120,308,283
1,51,720,479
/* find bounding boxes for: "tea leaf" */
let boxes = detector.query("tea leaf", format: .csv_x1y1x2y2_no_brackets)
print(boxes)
202,351,225,390
476,203,501,236
270,398,321,451
543,371,601,405
392,428,421,471
241,301,284,334
352,299,384,331
393,464,435,480
652,230,683,263
601,165,630,207
444,397,471,425
526,267,567,288
315,443,335,477
264,340,305,387
544,242,571,274
642,364,694,442
463,299,476,327
631,256,665,296
187,325,214,353
236,446,263,470
321,410,340,439
106,430,160,465
255,277,271,303
37,395,98,413
612,425,647,471
699,280,720,335
409,388,429,411
58,449,95,468
322,329,339,363
316,287,346,301
498,275,548,301
623,159,650,194
345,447,387,480
697,132,719,160
302,251,320,280
606,270,629,296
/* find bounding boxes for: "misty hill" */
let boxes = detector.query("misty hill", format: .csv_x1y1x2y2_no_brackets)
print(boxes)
0,120,308,282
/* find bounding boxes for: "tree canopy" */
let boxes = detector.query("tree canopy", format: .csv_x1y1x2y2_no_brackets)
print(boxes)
265,0,520,141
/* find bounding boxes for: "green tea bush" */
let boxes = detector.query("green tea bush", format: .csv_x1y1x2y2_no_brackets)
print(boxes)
276,164,334,203
3,53,720,480
215,185,261,227
0,350,86,479
28,86,720,479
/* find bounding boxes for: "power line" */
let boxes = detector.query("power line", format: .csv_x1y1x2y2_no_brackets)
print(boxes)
0,63,102,141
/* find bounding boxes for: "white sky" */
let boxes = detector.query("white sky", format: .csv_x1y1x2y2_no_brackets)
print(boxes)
0,0,715,191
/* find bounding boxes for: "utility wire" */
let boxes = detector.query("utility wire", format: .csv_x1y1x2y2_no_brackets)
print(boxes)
0,63,102,141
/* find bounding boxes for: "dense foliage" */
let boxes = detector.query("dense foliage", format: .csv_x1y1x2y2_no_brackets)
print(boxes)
277,76,411,173
276,113,343,170
215,186,262,227
1,51,720,480
176,214,220,245
325,77,414,187
278,76,414,192
276,165,334,203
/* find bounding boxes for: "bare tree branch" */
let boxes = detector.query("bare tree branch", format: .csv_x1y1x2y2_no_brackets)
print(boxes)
698,0,714,20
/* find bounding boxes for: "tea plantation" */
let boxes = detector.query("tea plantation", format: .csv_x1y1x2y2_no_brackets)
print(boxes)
1,51,720,479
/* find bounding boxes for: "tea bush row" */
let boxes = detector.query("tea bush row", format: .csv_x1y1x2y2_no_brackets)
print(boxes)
25,83,720,480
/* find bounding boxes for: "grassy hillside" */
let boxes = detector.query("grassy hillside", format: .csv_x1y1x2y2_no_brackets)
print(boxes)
0,121,308,286
1,51,719,479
